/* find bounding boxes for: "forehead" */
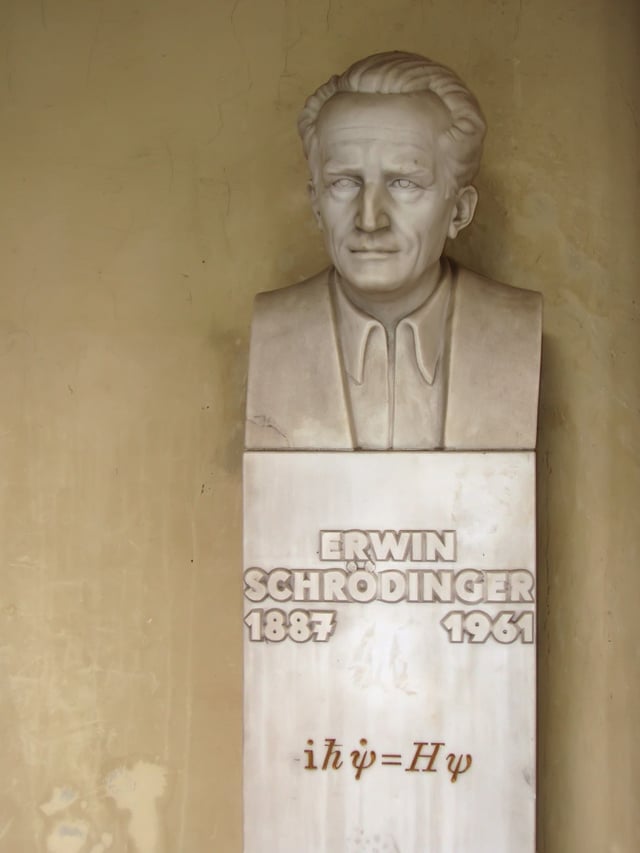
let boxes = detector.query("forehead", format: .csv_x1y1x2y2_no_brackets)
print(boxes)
314,92,451,163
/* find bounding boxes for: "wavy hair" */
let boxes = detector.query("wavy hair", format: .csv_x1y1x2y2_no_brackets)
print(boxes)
298,51,487,189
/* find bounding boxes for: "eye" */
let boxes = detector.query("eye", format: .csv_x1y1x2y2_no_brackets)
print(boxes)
390,178,419,190
331,177,360,189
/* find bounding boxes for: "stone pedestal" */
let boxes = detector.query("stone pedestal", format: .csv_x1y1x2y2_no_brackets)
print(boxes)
243,452,536,853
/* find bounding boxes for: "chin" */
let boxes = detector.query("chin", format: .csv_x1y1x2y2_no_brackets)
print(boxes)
340,257,416,293
347,277,408,297
340,266,396,292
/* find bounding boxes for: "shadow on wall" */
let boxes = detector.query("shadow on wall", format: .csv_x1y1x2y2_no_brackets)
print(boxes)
534,329,560,853
447,165,512,285
208,326,248,476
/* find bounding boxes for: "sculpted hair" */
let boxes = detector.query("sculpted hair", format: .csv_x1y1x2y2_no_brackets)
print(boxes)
298,51,487,189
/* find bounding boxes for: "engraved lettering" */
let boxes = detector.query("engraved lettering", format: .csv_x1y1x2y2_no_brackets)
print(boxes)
347,569,378,603
309,610,337,642
267,568,293,602
292,570,320,601
320,531,342,560
368,530,410,562
510,570,535,602
350,738,376,780
321,738,343,770
421,569,454,602
465,610,492,642
343,530,370,561
411,530,423,560
516,610,535,643
440,610,535,644
485,571,508,602
300,737,474,779
407,570,421,602
446,753,472,782
405,742,443,773
455,569,484,604
245,568,536,605
304,739,317,770
244,608,339,643
243,567,268,602
378,570,406,602
317,529,458,563
322,570,349,601
424,530,456,562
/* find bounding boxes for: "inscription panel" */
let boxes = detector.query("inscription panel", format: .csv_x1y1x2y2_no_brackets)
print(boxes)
243,452,536,853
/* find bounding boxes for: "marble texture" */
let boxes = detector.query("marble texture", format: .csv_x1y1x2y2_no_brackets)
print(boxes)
246,53,542,452
246,262,542,450
243,452,536,852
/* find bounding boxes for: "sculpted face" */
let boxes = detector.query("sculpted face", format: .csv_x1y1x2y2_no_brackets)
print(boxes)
310,92,477,303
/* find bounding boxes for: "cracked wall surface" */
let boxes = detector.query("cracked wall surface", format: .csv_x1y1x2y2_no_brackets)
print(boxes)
0,0,638,850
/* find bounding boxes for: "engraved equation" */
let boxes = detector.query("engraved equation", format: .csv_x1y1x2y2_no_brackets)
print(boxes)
303,738,473,783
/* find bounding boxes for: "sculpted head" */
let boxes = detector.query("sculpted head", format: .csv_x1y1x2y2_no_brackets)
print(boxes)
298,52,487,308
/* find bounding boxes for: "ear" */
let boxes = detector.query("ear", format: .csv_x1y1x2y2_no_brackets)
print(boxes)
447,185,478,239
308,180,323,231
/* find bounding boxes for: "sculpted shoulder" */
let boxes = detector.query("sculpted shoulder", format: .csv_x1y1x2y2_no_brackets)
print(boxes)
445,263,542,450
252,269,332,330
246,268,352,450
454,264,542,318
246,261,542,451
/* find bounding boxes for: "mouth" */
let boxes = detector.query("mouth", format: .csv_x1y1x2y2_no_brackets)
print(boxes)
349,249,398,259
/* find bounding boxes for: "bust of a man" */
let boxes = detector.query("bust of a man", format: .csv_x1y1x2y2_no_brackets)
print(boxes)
245,51,542,450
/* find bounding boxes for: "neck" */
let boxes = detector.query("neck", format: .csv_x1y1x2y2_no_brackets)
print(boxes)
337,261,444,332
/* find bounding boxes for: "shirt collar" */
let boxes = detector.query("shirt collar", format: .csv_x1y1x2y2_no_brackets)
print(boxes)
332,258,453,385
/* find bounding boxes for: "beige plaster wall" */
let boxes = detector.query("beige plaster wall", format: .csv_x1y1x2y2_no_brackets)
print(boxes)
0,0,638,850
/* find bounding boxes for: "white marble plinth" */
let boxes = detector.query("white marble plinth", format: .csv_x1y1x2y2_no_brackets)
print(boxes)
243,452,536,853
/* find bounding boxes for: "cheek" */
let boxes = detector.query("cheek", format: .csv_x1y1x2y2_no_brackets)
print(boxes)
322,217,349,245
318,202,341,236
397,206,434,234
321,220,346,256
413,208,450,243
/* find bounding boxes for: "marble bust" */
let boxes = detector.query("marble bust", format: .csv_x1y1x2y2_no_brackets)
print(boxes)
245,51,542,450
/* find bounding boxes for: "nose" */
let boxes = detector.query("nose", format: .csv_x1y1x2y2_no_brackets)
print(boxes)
355,182,390,232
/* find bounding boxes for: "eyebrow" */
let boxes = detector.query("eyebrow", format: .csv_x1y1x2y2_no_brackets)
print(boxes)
385,165,435,179
322,162,436,182
322,162,362,175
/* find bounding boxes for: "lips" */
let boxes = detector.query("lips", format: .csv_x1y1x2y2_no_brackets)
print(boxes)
349,247,399,255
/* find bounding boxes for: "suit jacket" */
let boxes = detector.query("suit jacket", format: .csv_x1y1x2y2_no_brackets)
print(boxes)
245,261,542,450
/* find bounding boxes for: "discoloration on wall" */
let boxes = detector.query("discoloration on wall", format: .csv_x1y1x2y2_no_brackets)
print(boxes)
106,761,168,853
37,763,166,853
45,819,90,853
40,787,79,817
